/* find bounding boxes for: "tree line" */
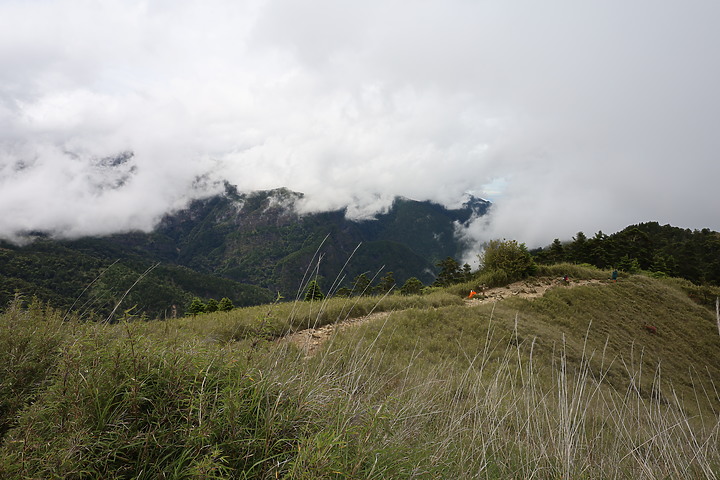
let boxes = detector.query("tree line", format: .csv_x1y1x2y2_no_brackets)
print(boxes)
531,222,720,285
186,297,235,315
392,222,720,297
302,238,540,301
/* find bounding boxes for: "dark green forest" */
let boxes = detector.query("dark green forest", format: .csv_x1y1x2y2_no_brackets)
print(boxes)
1,188,490,320
2,220,719,321
0,240,273,320
531,222,720,285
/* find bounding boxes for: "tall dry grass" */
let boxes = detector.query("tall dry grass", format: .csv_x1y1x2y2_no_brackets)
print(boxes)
308,302,720,478
1,275,719,478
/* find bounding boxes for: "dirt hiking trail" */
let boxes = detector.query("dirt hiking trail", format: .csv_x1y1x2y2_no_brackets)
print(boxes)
286,277,605,356
467,277,603,304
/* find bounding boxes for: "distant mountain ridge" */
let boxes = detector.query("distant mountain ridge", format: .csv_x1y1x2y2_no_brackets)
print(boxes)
0,184,490,318
132,184,491,292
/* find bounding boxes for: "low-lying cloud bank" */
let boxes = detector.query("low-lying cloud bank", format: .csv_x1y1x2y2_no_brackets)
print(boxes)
1,0,719,251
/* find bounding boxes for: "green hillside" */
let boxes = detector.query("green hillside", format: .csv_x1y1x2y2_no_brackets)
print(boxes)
1,268,719,478
0,188,488,319
533,222,720,286
0,239,274,320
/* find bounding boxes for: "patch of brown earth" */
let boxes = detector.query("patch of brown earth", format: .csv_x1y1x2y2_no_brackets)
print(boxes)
285,310,392,357
466,278,604,305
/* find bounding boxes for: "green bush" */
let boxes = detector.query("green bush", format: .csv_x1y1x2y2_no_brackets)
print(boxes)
480,239,537,282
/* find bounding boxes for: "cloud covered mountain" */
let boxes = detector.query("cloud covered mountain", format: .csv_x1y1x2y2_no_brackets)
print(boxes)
0,184,490,317
119,184,491,292
3,1,720,250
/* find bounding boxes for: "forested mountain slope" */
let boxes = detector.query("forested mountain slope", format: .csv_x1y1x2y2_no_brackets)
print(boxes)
0,186,489,318
533,222,720,285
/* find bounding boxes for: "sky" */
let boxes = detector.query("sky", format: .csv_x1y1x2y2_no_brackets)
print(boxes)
1,0,719,251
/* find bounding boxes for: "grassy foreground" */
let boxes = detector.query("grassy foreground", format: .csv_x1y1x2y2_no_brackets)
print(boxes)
1,270,719,479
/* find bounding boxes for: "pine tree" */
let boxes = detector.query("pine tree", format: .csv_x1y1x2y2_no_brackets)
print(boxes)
217,297,234,312
570,231,590,263
205,298,219,313
548,238,566,263
187,297,206,316
374,271,396,295
433,257,462,287
650,254,670,275
615,227,653,269
400,277,424,295
304,280,325,301
334,287,352,297
587,231,610,268
617,255,641,274
351,273,371,296
462,263,473,282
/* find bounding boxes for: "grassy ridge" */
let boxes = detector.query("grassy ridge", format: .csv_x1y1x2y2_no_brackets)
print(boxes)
1,272,719,478
169,290,464,343
335,275,720,411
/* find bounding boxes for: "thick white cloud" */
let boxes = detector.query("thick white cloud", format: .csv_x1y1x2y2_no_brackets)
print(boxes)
1,0,719,250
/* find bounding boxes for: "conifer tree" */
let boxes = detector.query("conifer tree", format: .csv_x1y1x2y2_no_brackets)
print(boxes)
187,297,206,316
400,277,424,295
433,257,462,287
217,297,234,312
617,255,641,273
548,238,566,263
570,231,590,263
587,231,610,268
334,287,352,297
205,298,219,313
351,273,371,296
304,280,324,301
374,271,396,295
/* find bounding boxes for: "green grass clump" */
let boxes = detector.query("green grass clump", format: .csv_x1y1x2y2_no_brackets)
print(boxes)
170,291,463,344
534,262,610,280
1,275,719,478
0,296,72,439
0,318,342,478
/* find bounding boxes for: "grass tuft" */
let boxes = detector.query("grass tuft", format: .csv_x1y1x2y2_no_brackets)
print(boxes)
1,275,719,478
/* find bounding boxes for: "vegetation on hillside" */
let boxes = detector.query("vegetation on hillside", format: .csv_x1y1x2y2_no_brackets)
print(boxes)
1,266,719,478
4,203,720,477
0,240,273,320
2,219,718,322
139,188,485,293
0,190,483,319
532,222,720,285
